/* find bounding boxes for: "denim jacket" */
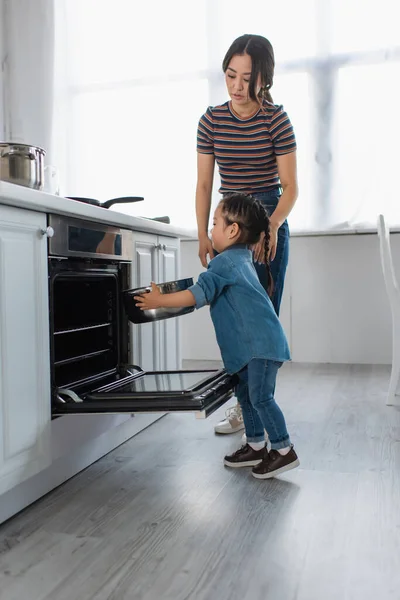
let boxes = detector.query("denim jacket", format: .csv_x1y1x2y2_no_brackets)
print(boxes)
188,245,291,374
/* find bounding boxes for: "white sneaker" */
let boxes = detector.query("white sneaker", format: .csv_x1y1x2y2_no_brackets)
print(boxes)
214,403,245,434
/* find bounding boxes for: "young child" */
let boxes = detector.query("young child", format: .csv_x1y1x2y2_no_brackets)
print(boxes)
134,193,299,479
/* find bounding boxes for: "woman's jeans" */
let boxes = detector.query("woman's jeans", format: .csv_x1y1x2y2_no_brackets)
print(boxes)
252,188,289,316
236,358,291,449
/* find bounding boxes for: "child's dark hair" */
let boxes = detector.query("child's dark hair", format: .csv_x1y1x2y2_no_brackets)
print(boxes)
219,193,274,297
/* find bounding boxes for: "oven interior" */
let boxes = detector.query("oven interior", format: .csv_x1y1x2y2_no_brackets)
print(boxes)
49,260,130,397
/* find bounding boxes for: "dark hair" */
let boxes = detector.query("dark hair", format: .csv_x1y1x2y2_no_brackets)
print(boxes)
219,193,274,297
222,34,275,105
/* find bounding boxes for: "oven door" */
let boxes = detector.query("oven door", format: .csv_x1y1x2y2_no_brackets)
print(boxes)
53,367,235,419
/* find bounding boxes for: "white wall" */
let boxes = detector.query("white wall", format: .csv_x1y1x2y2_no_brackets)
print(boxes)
181,232,396,365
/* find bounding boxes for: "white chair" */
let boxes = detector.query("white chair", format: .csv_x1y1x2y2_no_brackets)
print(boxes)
377,214,400,405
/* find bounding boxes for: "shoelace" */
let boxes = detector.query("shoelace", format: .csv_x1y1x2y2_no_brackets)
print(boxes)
233,444,249,456
225,404,242,419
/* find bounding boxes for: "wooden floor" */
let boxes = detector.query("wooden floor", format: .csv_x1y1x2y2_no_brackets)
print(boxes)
1,362,400,600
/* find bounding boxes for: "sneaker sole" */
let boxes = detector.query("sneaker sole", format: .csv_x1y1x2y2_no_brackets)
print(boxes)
215,424,245,434
224,458,263,468
252,458,300,479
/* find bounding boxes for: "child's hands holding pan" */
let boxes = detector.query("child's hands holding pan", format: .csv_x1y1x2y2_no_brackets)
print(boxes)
134,282,162,311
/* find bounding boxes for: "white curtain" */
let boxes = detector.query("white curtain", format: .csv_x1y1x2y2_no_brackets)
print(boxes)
1,0,55,158
2,0,400,232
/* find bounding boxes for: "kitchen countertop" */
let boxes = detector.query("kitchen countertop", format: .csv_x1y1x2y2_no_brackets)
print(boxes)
0,181,197,239
1,182,397,239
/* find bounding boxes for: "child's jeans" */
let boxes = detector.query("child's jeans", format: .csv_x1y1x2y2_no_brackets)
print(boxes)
235,358,291,449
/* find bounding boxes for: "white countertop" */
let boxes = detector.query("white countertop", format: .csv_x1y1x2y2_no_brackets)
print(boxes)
2,181,398,239
0,181,197,239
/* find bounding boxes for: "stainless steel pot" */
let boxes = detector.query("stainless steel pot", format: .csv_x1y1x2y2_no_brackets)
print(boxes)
123,278,195,324
0,143,45,190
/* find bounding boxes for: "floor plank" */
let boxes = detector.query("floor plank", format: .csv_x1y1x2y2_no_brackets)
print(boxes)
1,363,400,600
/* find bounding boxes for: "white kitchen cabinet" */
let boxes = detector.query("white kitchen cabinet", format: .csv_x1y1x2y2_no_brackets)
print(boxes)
130,233,159,371
158,236,181,371
130,232,181,371
0,206,51,494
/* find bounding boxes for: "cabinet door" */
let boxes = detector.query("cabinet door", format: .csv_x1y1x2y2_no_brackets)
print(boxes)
158,236,181,370
0,206,51,494
131,232,159,370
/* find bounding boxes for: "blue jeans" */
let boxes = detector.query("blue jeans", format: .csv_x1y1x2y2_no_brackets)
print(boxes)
252,189,289,316
236,358,291,449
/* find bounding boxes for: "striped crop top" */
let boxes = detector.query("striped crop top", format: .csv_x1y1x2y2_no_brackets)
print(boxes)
197,100,296,194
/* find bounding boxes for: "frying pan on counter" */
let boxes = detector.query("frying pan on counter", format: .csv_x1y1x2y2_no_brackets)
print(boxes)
66,196,144,209
66,196,170,224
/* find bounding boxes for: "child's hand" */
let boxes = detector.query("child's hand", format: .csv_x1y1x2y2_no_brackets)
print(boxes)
134,282,162,310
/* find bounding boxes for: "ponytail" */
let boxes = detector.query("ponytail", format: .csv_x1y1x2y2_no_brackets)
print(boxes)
258,85,274,114
258,84,273,106
262,216,274,298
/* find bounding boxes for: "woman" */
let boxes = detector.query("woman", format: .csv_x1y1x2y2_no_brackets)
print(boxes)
195,34,298,436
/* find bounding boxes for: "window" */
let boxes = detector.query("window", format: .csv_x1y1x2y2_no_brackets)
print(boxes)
65,0,208,85
330,0,400,54
53,0,400,231
332,62,400,225
273,72,314,230
217,0,318,63
69,80,209,224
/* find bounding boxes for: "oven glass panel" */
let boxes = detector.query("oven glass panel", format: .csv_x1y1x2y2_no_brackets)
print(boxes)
105,371,216,394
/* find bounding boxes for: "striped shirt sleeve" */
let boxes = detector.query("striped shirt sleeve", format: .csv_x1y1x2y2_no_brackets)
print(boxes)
269,105,297,155
197,107,214,154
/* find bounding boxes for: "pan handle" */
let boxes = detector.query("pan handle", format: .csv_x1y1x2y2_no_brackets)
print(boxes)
1,149,36,160
102,196,144,209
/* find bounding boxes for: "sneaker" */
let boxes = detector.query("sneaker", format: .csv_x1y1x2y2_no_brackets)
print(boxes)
252,447,300,479
224,444,266,468
214,403,245,434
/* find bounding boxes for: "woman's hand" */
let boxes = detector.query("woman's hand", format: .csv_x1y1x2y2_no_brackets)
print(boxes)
252,231,265,263
134,282,162,311
268,224,278,261
198,234,214,268
252,225,278,262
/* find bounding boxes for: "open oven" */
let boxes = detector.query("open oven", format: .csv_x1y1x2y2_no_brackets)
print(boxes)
47,215,234,418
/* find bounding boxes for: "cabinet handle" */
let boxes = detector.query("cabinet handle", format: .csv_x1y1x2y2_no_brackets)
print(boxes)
154,243,161,250
40,226,54,238
162,244,167,251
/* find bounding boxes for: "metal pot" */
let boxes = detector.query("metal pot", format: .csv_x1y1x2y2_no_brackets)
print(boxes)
123,278,194,324
0,143,45,190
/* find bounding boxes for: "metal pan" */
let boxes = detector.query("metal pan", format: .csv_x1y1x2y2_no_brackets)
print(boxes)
123,278,194,324
67,196,144,209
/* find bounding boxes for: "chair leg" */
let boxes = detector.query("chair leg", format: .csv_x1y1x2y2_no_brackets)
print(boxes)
387,329,400,405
